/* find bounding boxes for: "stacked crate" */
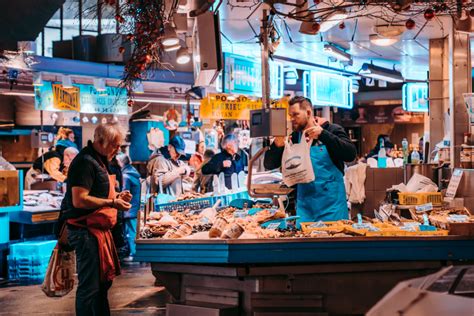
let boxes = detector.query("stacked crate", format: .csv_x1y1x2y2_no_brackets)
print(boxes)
8,240,56,284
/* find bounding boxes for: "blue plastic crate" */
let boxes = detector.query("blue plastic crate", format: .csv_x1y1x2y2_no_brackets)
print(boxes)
156,197,213,212
8,257,50,283
9,240,57,259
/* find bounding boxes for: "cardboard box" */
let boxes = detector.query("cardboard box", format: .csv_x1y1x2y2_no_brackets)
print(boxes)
0,171,19,207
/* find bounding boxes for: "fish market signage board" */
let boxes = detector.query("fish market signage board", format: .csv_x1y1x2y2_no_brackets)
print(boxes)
35,81,128,114
200,94,288,120
222,53,284,99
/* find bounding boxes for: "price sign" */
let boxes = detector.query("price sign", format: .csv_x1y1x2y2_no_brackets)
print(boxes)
266,222,281,230
415,203,433,213
445,169,464,202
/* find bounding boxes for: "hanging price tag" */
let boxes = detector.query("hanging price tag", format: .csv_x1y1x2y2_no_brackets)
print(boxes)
445,169,464,202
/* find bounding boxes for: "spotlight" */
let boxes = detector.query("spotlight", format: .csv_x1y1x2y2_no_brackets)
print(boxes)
101,117,108,124
284,66,298,85
176,47,191,64
82,116,89,123
91,116,98,124
162,23,179,46
62,75,73,88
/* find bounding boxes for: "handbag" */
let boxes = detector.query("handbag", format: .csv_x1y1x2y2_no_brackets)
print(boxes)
281,132,315,187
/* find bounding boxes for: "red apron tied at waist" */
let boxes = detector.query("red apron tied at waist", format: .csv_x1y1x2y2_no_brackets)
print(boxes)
67,175,121,282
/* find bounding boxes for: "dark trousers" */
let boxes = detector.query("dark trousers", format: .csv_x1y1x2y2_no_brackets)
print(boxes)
68,227,113,316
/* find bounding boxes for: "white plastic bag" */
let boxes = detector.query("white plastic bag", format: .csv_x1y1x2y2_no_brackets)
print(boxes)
281,135,315,187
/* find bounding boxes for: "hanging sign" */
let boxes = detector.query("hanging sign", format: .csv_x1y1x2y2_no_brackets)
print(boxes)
310,71,353,109
200,94,288,120
444,168,464,202
463,93,474,125
52,84,80,111
403,83,429,112
35,81,128,114
222,53,284,99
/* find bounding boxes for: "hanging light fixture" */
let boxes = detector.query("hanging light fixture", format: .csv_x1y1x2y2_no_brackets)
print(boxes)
176,47,191,64
164,43,181,52
323,44,352,62
369,34,400,46
162,23,179,46
359,63,404,83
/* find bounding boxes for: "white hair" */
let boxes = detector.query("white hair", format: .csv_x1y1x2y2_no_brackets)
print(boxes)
64,146,79,158
93,123,124,147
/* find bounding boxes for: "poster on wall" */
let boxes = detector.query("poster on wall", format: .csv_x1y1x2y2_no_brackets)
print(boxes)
35,81,128,114
334,105,425,125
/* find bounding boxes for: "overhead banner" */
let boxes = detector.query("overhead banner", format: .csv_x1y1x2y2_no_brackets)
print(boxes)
35,81,128,114
52,84,80,111
200,94,288,120
222,53,284,99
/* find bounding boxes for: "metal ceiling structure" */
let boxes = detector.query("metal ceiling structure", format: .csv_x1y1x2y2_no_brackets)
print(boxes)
217,2,472,81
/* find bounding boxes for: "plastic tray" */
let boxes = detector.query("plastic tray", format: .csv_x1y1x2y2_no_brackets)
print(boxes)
398,192,443,206
9,240,57,259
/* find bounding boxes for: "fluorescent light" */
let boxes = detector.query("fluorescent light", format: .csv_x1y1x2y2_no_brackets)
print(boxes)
359,63,404,83
323,44,351,62
369,34,399,46
93,78,106,91
176,47,191,64
62,75,73,88
319,11,348,32
284,66,298,85
133,97,200,105
1,91,35,97
32,72,43,86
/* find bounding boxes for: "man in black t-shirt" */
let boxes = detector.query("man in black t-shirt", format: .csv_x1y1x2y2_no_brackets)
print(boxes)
61,123,132,316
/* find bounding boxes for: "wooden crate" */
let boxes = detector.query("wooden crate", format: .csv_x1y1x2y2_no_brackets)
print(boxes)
0,171,19,207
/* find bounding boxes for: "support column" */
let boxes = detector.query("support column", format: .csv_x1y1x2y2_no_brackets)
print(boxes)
449,31,471,167
429,28,471,167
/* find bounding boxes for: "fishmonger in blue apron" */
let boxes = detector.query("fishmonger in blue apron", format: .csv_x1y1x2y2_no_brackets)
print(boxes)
263,96,357,223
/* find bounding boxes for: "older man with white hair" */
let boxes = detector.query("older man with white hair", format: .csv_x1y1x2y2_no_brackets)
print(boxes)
60,123,132,316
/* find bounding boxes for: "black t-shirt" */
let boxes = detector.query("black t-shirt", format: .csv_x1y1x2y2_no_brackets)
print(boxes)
60,141,111,220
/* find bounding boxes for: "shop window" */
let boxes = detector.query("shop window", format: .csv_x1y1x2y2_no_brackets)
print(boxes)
44,28,61,57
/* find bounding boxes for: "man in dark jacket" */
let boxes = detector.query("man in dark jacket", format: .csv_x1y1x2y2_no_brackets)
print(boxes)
202,134,246,189
264,96,356,223
117,153,141,261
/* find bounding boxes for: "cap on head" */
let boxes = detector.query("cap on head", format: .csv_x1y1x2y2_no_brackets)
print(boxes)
169,136,186,155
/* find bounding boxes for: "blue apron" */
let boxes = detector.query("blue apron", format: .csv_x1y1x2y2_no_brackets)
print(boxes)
296,140,348,224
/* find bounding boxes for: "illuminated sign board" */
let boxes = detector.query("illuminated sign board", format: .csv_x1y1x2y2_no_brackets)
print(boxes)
222,53,284,99
403,82,429,112
35,81,128,114
310,71,353,109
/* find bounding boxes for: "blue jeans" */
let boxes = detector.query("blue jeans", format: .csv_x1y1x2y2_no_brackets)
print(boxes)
123,218,137,257
68,227,112,316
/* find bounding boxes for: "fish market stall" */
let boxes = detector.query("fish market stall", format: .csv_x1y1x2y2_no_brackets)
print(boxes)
135,201,474,315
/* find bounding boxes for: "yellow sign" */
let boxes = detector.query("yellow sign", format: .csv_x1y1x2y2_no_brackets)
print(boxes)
200,94,288,120
52,84,80,111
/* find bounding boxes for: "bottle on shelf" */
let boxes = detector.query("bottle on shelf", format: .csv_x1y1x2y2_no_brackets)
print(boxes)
401,138,409,164
411,146,420,164
378,138,387,168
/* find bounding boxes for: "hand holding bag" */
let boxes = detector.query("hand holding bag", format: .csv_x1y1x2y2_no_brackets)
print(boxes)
281,132,315,187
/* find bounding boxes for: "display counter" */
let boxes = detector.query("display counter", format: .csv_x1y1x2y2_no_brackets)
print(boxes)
136,236,474,315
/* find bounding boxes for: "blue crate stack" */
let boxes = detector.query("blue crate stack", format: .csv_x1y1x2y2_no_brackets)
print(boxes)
8,240,57,284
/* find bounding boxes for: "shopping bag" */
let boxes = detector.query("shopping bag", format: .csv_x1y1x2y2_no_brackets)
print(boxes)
41,245,76,297
281,134,315,187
